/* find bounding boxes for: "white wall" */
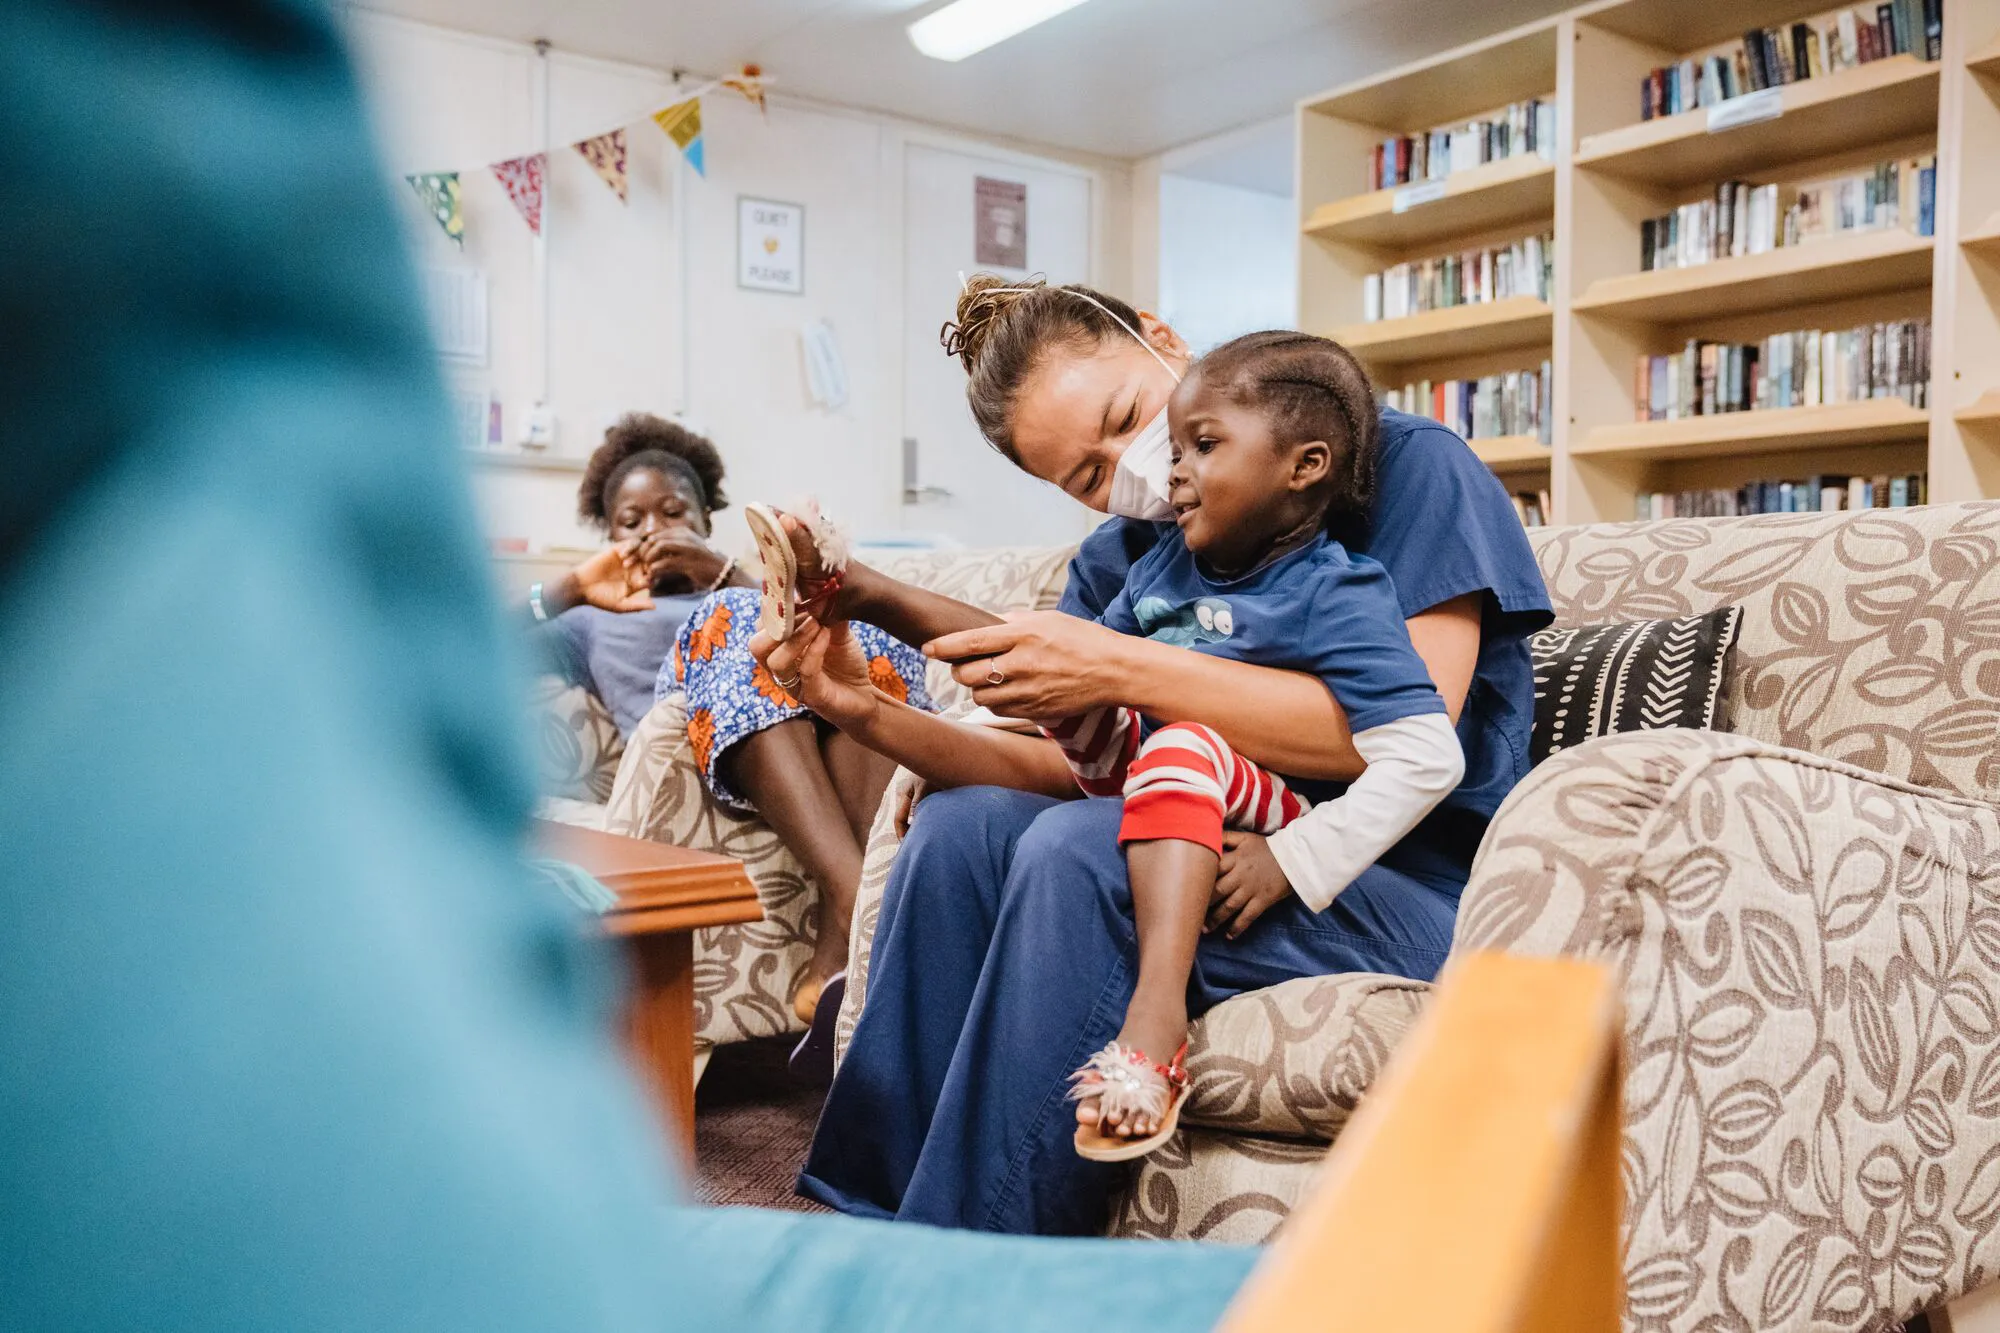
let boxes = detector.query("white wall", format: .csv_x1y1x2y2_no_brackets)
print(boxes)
343,10,1131,554
1156,174,1297,356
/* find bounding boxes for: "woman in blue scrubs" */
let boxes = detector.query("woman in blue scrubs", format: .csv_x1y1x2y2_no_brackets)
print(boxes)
770,276,1553,1235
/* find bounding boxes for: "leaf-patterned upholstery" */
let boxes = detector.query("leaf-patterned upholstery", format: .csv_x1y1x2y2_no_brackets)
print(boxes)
840,501,2000,1331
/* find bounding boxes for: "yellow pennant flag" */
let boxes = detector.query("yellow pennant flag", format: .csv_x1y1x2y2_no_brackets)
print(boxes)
653,98,705,177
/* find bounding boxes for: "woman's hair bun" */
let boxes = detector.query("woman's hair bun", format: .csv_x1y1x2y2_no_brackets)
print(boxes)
941,273,1043,372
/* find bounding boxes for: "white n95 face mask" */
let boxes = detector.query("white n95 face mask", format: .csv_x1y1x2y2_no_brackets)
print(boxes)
1107,406,1175,520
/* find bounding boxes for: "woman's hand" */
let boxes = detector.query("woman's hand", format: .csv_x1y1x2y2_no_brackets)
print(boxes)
751,615,881,732
923,611,1131,720
635,528,732,595
1206,832,1294,939
557,541,653,614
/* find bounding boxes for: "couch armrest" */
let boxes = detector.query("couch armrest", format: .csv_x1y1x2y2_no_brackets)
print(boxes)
833,764,926,1065
1462,728,2000,1328
602,692,816,1044
528,674,623,803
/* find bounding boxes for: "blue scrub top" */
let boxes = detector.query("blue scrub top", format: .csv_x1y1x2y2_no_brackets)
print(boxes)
1061,408,1553,882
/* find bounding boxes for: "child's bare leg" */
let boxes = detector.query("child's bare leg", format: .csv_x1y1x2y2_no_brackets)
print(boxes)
1077,837,1216,1139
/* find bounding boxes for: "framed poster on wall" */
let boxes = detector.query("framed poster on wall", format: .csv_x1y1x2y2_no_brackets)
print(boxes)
974,176,1027,269
738,196,804,294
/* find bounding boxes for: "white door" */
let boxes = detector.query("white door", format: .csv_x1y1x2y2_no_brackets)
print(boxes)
901,143,1101,547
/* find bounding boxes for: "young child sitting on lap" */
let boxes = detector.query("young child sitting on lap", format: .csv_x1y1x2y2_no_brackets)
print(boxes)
1046,330,1465,1161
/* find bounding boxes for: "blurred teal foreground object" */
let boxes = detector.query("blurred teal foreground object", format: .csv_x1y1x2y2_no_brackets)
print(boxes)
0,2,1254,1330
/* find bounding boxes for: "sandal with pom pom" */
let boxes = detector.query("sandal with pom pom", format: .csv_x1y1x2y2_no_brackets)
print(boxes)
743,500,850,642
1069,1039,1190,1162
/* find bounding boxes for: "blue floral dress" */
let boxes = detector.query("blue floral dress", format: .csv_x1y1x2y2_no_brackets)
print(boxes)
659,586,934,811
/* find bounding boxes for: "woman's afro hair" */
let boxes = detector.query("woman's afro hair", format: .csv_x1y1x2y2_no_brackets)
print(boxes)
577,412,729,528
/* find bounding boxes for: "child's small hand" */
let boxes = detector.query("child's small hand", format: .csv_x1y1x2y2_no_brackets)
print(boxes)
1207,832,1293,939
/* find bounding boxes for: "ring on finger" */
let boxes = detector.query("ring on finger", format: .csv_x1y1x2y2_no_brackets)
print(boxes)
776,671,804,692
984,664,1006,686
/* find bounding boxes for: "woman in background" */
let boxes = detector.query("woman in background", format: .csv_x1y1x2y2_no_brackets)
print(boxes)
535,414,932,1038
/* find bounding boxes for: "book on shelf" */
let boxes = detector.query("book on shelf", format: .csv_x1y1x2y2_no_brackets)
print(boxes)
1512,488,1553,528
1638,156,1936,271
1636,471,1928,518
1367,98,1556,191
1363,232,1552,322
1379,361,1554,444
1638,1,1940,121
1633,318,1931,419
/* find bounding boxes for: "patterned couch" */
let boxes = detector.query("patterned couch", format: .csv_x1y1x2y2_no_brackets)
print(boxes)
533,546,1075,1053
836,501,2000,1332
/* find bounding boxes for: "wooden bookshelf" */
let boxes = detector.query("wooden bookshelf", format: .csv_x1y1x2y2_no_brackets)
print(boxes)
1954,391,2000,423
1573,56,1939,188
1572,230,1934,322
1329,296,1553,365
1303,157,1554,248
1471,436,1557,470
1961,215,2000,256
1297,0,1992,524
1575,400,1932,461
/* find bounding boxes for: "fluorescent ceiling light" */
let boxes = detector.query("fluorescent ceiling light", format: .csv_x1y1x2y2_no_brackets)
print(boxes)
907,0,1091,61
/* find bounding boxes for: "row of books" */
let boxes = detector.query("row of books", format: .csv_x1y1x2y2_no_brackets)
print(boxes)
1634,319,1932,420
1639,3,1941,121
1635,472,1930,519
1379,363,1553,444
1639,157,1937,271
1366,99,1556,192
1363,232,1552,322
1512,489,1552,529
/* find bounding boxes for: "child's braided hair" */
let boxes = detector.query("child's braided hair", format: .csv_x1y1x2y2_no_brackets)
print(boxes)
1193,330,1379,549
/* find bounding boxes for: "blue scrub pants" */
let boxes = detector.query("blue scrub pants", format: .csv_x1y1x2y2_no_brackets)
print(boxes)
799,788,1461,1235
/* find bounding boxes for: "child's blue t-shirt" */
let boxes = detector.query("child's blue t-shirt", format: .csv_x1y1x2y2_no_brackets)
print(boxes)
1061,407,1555,888
1099,530,1445,806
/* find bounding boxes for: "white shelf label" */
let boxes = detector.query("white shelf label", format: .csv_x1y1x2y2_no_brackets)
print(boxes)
1392,179,1449,213
1706,88,1783,134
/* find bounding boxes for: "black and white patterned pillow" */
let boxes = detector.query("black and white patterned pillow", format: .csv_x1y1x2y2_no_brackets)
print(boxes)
1530,607,1743,764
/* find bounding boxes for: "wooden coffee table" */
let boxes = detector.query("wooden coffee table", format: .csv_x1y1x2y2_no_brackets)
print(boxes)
533,819,762,1162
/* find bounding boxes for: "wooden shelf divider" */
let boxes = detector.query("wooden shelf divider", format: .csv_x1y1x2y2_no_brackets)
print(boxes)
1573,55,1938,187
1470,436,1556,470
1573,230,1934,322
1953,392,2000,424
1576,400,1932,462
1329,295,1553,365
1303,156,1555,249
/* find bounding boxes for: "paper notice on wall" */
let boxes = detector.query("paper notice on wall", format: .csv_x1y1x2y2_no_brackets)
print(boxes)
448,383,490,453
975,176,1027,269
800,319,849,410
421,266,488,365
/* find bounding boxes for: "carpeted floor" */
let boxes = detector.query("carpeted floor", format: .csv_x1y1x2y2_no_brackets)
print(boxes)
693,1037,832,1213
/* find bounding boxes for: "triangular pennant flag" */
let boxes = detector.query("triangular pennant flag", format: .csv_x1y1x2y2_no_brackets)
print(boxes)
720,64,768,115
489,152,546,235
406,172,464,248
573,129,629,203
653,98,706,178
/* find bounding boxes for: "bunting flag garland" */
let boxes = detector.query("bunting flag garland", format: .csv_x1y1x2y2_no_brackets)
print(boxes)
406,171,464,248
489,152,546,234
573,129,630,202
653,98,705,177
720,63,768,115
404,66,764,243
